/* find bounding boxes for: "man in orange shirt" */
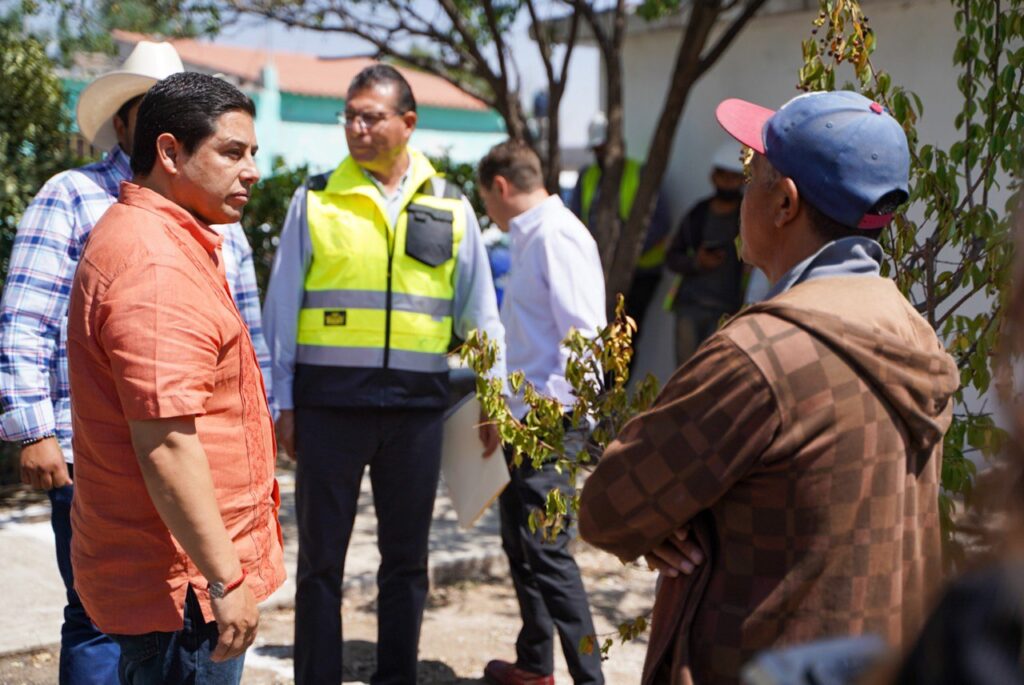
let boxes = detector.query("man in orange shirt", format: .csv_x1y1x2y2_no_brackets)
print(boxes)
66,72,285,685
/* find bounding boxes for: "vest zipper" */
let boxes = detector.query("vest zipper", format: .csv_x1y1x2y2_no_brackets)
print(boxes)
384,254,393,369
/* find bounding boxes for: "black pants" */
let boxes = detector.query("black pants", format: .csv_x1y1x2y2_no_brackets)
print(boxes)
498,444,604,684
293,406,444,685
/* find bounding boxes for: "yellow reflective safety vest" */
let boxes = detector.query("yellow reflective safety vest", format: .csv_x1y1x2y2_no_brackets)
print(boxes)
579,158,665,271
579,158,640,223
294,150,466,408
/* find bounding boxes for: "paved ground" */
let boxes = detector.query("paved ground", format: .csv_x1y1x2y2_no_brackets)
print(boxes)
0,468,655,684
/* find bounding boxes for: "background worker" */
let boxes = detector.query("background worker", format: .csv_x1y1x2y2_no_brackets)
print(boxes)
262,64,506,685
0,42,273,685
664,142,747,365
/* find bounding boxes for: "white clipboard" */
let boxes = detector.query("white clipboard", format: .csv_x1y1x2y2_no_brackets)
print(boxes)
441,394,510,529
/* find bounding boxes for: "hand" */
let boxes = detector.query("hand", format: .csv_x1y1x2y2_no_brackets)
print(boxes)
210,582,259,663
479,410,500,458
275,410,295,461
696,246,727,271
20,437,71,490
644,526,705,578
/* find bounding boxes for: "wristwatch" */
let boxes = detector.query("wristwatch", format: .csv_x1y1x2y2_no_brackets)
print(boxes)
207,570,246,599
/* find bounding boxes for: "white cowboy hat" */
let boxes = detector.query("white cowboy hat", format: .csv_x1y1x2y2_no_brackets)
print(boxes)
76,41,184,150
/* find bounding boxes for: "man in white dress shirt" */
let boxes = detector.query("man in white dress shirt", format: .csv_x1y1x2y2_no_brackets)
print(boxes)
477,141,606,685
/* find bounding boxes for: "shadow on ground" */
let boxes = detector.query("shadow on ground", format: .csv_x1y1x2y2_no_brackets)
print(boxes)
251,640,485,684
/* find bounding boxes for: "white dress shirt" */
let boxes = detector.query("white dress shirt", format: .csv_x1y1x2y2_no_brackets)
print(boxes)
501,194,607,419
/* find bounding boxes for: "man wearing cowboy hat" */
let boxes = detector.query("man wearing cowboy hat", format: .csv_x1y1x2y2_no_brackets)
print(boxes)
0,40,275,685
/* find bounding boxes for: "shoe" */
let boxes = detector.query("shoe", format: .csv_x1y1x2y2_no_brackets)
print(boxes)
483,659,555,685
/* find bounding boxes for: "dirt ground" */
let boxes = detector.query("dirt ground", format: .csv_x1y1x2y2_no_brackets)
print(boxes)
0,546,655,685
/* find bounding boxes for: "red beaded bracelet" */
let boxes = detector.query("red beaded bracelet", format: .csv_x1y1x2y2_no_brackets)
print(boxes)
207,569,247,599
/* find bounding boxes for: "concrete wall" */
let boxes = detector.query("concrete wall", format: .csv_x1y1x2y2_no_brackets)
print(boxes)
620,0,968,384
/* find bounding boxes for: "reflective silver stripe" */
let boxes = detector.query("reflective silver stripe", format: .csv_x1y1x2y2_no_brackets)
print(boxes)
394,293,451,317
302,289,451,317
303,290,385,309
296,345,447,373
389,349,449,373
296,345,384,367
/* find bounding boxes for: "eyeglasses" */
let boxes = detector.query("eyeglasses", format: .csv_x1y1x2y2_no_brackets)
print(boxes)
740,145,755,183
337,109,400,130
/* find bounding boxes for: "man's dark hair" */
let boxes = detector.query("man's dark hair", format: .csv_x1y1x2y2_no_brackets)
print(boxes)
805,190,905,243
114,94,145,126
347,64,417,114
131,72,256,176
478,140,544,192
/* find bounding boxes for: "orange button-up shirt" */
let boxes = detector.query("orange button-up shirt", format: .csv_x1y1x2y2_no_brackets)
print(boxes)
67,182,285,635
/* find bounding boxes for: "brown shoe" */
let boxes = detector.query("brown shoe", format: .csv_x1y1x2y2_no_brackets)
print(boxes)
483,659,555,685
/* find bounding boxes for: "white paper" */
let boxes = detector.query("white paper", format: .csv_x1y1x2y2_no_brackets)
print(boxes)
441,394,510,529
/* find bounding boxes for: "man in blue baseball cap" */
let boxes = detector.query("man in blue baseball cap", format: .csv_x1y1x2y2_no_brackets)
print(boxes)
578,90,959,684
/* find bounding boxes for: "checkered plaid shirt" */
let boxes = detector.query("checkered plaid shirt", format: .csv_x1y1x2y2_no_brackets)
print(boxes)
0,146,274,460
579,276,958,685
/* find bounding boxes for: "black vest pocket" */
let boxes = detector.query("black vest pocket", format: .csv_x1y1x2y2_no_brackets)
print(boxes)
405,203,454,267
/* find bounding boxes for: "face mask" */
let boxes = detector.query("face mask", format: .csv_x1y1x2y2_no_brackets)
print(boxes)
715,187,744,202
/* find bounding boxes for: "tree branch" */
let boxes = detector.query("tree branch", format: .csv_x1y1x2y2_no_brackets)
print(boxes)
699,0,769,73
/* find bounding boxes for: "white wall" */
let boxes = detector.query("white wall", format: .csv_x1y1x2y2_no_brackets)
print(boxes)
621,0,967,384
622,0,960,225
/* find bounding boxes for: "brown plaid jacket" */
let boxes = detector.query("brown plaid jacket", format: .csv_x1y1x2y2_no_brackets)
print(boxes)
579,276,959,684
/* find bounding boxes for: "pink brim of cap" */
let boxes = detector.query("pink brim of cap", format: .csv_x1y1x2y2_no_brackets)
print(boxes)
858,213,893,229
715,98,776,154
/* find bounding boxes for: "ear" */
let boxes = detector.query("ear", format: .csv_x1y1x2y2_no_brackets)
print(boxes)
401,110,418,138
112,115,127,140
494,175,513,200
155,132,181,175
775,177,801,228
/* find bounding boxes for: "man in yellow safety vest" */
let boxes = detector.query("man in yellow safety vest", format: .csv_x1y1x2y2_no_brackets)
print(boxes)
262,64,506,685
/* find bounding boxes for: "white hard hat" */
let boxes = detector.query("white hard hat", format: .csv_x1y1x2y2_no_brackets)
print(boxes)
712,142,745,174
587,111,608,148
77,41,185,150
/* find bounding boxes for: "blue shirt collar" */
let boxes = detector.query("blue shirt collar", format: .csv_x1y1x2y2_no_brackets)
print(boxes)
107,144,132,181
766,236,883,300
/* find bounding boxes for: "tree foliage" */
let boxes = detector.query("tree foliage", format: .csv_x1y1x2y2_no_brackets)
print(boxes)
43,0,222,60
797,0,1022,565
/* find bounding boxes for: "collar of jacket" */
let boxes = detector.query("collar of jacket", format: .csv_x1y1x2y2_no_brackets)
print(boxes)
325,147,437,207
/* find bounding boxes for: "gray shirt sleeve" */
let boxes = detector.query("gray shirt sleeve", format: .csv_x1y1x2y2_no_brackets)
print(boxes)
452,197,507,383
262,186,311,411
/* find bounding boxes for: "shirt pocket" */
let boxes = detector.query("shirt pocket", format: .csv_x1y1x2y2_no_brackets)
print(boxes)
405,204,453,267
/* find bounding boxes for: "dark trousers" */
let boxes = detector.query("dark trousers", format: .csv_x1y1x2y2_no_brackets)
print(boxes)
109,587,244,685
293,406,445,685
498,444,604,684
48,468,121,685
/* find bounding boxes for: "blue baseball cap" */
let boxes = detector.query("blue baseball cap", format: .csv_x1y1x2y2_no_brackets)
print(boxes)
715,90,909,229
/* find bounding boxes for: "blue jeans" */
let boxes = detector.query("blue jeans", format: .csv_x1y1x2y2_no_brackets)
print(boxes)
109,586,245,685
48,479,121,685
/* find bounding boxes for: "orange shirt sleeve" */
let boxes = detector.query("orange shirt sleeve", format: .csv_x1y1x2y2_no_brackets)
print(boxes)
96,257,222,421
